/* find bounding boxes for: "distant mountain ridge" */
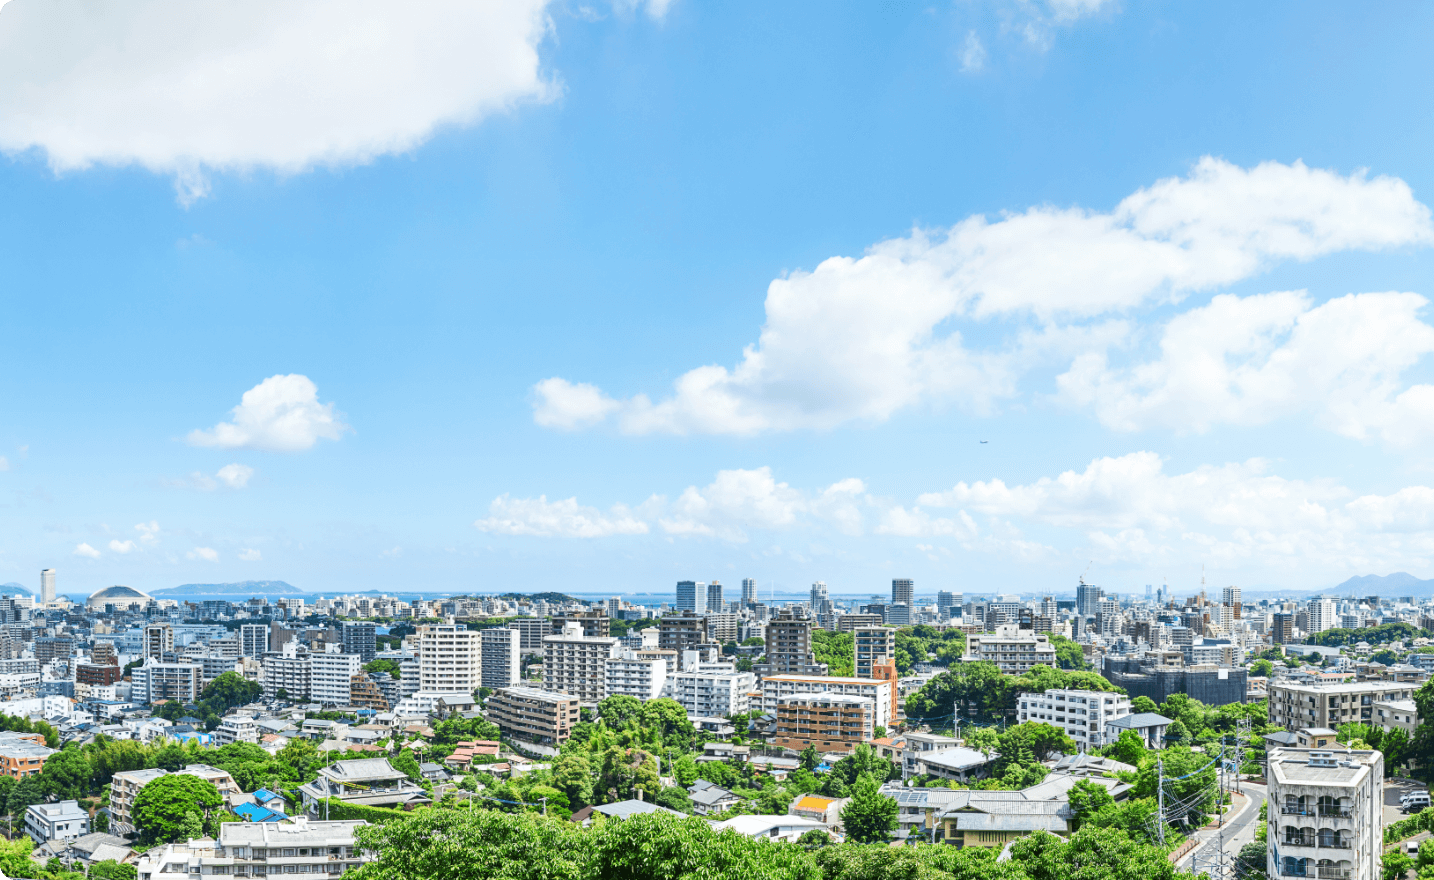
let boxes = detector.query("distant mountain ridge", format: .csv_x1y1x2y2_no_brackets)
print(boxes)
0,582,34,596
151,580,304,597
1327,572,1434,597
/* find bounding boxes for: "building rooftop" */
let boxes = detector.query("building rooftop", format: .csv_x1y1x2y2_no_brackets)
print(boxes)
1106,713,1172,730
1269,747,1378,786
219,818,360,846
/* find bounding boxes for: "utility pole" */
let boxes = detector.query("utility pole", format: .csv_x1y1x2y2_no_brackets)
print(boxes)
1156,756,1166,847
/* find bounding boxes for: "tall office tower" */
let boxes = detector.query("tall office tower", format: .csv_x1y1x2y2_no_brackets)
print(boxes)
341,621,377,662
240,624,270,659
706,582,724,614
1076,581,1103,619
741,578,757,607
936,591,956,619
1040,596,1057,619
39,569,55,605
1222,585,1242,619
478,626,522,688
891,579,914,607
676,580,706,614
1145,584,1153,601
143,623,174,661
1308,598,1337,634
418,622,480,695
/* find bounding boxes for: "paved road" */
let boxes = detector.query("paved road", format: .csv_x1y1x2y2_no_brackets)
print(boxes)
1385,777,1428,828
1179,781,1267,874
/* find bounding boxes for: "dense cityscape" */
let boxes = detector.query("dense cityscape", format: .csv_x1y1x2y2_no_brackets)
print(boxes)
0,571,1423,880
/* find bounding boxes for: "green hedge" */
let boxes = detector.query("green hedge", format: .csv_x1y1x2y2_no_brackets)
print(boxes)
316,798,411,824
1384,806,1434,844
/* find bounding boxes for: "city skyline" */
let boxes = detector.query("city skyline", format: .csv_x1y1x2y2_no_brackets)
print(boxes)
2,3,1433,594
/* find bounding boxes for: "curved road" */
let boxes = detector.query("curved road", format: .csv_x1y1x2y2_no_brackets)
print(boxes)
1178,781,1267,876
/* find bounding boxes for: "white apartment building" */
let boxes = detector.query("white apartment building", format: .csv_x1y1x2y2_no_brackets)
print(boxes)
1308,599,1338,635
143,624,174,661
759,675,894,730
666,668,755,718
239,624,269,658
110,768,169,831
961,625,1058,674
212,715,259,746
419,622,479,695
135,818,366,880
1016,688,1132,750
131,660,203,704
605,651,667,701
311,649,362,706
1267,747,1381,880
261,641,311,702
1267,681,1416,731
25,800,88,844
479,627,522,689
543,622,619,703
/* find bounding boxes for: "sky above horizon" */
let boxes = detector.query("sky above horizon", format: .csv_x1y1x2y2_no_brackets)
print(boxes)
2,1,1434,600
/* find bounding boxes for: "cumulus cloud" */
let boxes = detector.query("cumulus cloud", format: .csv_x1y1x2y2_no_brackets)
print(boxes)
0,0,553,203
535,159,1432,436
239,548,263,562
1015,0,1118,49
135,521,160,545
1058,291,1434,447
189,375,347,452
188,547,219,562
959,31,987,73
475,495,650,538
216,464,255,489
109,539,136,554
72,542,99,558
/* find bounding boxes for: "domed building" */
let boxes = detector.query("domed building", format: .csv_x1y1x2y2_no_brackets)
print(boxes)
86,585,153,612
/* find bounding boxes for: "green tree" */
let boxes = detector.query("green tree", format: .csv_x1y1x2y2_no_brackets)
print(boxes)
1384,852,1414,880
840,774,897,844
1250,659,1273,677
364,659,401,679
1068,779,1114,831
796,829,830,849
1106,729,1148,767
6,776,42,817
598,695,642,730
40,747,92,799
199,671,263,715
393,750,423,784
131,774,223,845
672,753,699,788
1130,696,1159,714
552,753,594,809
153,743,188,772
90,860,137,880
1049,633,1087,669
799,745,820,772
653,786,692,814
1010,825,1192,880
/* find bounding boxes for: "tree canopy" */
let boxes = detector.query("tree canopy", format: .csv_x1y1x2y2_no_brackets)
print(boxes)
131,773,224,845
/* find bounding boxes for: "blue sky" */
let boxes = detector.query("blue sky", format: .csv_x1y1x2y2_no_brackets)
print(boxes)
1,0,1433,599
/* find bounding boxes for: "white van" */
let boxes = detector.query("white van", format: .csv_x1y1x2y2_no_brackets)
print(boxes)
1410,840,1421,856
1401,791,1430,812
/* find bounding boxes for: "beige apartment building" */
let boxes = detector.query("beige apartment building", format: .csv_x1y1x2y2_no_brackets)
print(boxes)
486,686,581,745
1267,681,1415,730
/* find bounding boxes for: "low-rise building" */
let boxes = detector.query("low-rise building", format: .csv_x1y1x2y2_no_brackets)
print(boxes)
605,651,667,701
759,675,894,731
1104,712,1172,749
213,715,259,746
25,800,89,844
961,625,1057,674
486,686,580,745
1267,681,1415,730
666,668,755,718
135,817,366,880
1267,747,1381,880
298,757,431,811
1016,689,1132,750
0,731,53,779
1373,699,1419,736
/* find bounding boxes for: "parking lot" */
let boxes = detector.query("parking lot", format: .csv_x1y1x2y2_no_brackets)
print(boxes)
1386,778,1429,828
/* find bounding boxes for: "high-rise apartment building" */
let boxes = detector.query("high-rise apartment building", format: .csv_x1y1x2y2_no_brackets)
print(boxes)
658,612,709,654
741,578,757,607
143,624,174,661
543,622,619,703
676,580,705,614
550,611,610,639
310,648,362,706
260,641,311,702
604,651,667,701
853,626,895,679
1308,599,1338,635
507,617,550,654
891,579,914,607
1222,585,1242,618
1271,613,1295,644
706,581,724,614
418,623,479,696
239,624,270,659
341,622,377,663
478,626,521,689
755,607,827,676
1076,581,1103,619
936,591,961,619
39,570,54,605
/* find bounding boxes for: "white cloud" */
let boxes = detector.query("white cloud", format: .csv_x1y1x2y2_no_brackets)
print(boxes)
0,0,553,203
189,374,347,452
72,542,100,558
238,548,263,562
1016,0,1117,49
614,0,675,20
959,31,987,73
1058,291,1434,446
216,464,255,489
188,547,219,562
109,539,136,554
475,495,650,538
535,159,1432,436
661,468,867,542
135,521,160,545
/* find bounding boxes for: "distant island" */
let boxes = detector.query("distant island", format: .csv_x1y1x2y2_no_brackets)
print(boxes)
151,580,305,597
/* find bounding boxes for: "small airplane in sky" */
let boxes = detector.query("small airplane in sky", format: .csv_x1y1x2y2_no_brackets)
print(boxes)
980,440,988,444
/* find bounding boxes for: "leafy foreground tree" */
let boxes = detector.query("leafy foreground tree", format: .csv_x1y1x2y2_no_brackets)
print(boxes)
839,775,897,844
131,774,223,845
